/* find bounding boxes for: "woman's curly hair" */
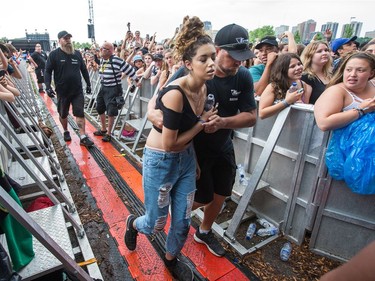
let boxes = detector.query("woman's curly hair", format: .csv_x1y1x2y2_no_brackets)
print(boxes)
173,16,213,62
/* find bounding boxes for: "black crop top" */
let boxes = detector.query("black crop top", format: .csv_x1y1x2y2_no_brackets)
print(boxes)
154,85,201,134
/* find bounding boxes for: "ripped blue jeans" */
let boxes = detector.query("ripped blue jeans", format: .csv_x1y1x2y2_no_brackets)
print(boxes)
135,144,196,257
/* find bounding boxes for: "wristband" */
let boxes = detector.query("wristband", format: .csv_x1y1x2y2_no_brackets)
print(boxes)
198,119,205,124
355,107,365,118
281,100,290,108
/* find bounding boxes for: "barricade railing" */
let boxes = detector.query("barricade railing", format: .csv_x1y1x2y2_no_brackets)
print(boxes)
193,102,329,256
86,71,154,161
0,64,103,279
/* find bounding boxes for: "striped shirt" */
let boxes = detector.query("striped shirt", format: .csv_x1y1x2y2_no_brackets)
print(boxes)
99,55,136,87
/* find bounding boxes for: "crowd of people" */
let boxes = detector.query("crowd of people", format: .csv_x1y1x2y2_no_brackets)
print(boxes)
1,16,375,281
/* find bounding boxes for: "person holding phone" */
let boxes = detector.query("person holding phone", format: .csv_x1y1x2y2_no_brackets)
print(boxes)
259,52,312,119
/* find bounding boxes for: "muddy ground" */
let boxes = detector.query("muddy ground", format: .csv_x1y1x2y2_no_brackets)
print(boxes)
51,133,342,281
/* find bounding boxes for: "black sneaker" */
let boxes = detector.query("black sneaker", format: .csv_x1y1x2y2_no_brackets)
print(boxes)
164,257,194,281
124,214,138,251
93,130,107,136
102,134,111,142
63,131,71,141
194,229,226,257
80,136,94,147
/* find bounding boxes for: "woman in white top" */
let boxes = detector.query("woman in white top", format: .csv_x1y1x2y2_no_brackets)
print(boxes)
314,52,375,131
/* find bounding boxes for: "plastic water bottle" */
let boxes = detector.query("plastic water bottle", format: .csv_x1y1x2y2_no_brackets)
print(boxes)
288,82,298,93
245,223,256,240
205,94,215,111
256,226,279,237
237,164,248,186
280,242,292,261
257,218,275,229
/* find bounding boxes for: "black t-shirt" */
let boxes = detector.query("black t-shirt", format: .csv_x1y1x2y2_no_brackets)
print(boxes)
45,48,90,94
301,74,326,105
31,51,47,70
169,66,256,154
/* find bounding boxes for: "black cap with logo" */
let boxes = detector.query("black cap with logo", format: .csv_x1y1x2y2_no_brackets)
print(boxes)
215,24,255,61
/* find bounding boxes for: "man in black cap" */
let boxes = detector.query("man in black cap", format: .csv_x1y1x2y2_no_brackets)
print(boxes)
147,23,257,257
45,30,94,147
250,36,279,96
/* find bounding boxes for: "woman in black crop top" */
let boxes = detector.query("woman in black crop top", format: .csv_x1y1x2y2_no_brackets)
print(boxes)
124,16,217,279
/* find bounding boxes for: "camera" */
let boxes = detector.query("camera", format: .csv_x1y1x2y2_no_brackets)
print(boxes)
115,96,125,109
129,84,136,93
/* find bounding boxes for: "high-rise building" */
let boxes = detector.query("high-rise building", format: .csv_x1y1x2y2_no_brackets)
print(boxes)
297,19,316,43
365,30,375,39
291,26,298,35
275,25,289,38
203,21,213,38
341,21,363,37
321,22,339,39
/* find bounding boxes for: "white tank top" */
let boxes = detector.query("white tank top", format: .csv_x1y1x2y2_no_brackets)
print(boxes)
342,80,375,112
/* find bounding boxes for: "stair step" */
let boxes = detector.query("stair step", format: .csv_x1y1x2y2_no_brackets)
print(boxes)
12,132,43,150
8,156,52,188
17,205,75,280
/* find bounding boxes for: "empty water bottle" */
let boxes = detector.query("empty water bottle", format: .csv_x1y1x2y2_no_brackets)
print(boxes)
205,94,215,111
257,218,275,229
245,223,256,240
256,226,279,237
288,82,298,93
280,242,292,261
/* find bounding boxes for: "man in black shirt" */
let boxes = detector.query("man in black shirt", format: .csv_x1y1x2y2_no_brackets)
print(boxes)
31,43,48,93
45,30,94,147
148,24,257,257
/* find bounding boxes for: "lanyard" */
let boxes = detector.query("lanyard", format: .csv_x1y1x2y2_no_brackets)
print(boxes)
100,60,109,74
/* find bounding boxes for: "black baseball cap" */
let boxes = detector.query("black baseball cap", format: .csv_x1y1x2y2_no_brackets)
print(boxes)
215,24,255,61
255,36,278,49
153,53,164,61
58,30,72,39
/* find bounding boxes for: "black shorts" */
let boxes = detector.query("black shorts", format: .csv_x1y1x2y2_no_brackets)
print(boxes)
57,91,85,119
96,86,119,116
194,147,237,204
36,69,44,84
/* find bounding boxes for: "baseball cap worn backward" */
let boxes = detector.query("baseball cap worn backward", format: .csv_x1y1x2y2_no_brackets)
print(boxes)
58,30,72,39
255,36,278,50
331,36,357,52
215,23,255,61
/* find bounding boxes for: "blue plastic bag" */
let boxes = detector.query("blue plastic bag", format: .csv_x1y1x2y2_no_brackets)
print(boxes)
325,112,375,194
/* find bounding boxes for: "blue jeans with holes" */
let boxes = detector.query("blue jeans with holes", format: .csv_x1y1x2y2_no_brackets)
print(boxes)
135,144,196,257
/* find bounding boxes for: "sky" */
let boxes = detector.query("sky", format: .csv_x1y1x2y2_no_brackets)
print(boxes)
1,0,374,44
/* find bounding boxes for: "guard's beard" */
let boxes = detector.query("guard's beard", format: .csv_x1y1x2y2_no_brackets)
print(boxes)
61,44,74,55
